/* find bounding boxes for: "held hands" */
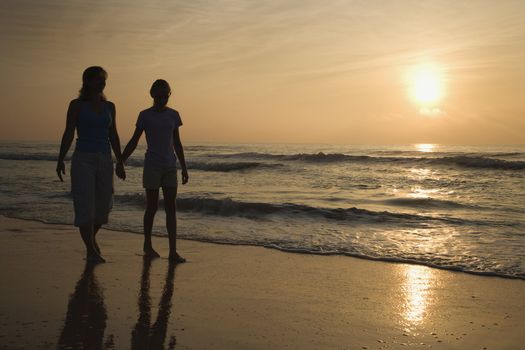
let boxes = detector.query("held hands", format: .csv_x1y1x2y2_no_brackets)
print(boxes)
56,160,65,182
116,160,126,180
182,168,189,184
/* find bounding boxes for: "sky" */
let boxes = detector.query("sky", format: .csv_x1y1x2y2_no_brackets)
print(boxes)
1,0,524,145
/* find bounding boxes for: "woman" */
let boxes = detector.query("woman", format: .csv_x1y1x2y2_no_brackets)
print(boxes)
122,79,188,263
56,66,125,263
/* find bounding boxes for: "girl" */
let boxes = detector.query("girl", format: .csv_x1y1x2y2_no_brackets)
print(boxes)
56,66,125,263
122,79,188,262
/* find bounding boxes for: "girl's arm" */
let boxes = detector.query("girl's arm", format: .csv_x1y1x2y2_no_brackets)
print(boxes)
173,127,188,184
122,127,143,162
108,102,126,180
56,100,79,182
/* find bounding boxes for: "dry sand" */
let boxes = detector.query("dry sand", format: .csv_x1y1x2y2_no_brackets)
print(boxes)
1,215,524,349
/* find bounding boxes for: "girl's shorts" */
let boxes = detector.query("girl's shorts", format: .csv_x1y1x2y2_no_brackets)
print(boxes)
143,161,178,190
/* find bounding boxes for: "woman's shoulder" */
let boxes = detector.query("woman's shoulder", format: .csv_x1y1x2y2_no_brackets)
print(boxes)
69,98,82,107
68,99,83,114
104,100,116,110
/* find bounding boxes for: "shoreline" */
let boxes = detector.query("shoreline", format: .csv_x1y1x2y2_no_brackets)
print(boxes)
3,214,523,281
1,215,525,349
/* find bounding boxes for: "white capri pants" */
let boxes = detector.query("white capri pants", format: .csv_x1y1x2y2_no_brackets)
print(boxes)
71,151,114,227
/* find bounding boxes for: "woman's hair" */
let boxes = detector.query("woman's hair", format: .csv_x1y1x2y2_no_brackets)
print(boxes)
78,66,107,100
150,79,171,96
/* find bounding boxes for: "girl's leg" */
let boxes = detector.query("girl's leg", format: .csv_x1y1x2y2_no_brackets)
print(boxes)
162,186,185,262
144,189,160,257
79,223,105,263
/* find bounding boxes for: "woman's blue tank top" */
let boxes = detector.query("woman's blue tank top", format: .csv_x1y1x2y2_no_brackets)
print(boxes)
75,101,112,154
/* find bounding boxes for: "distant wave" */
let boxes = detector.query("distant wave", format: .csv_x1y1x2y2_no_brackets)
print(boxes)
114,194,464,225
481,152,524,157
189,161,282,172
381,197,479,210
126,159,282,172
2,151,524,170
211,152,363,162
0,153,65,161
429,156,525,170
0,153,281,172
210,152,525,170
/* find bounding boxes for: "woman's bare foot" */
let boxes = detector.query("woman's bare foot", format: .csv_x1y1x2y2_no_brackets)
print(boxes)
144,245,160,258
94,239,101,255
86,253,106,263
169,252,186,263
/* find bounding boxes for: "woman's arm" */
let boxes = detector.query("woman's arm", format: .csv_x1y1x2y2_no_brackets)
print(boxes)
56,100,79,181
122,127,143,162
108,102,123,162
173,127,188,184
108,102,126,180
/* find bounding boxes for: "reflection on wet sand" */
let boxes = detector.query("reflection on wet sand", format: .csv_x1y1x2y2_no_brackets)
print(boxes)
57,262,114,350
57,258,177,349
400,265,436,330
132,257,177,350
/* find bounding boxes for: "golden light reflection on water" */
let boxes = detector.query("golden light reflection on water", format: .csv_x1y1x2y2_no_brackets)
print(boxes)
409,186,440,199
415,143,436,153
400,265,435,329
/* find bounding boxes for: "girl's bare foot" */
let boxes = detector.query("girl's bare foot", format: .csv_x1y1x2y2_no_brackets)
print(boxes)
169,252,186,263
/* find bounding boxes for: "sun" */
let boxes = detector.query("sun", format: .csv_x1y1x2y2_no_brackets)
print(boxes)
408,64,444,105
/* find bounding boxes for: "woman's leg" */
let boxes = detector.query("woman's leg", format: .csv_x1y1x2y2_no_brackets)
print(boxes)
162,186,185,262
79,224,105,263
72,152,104,263
93,224,102,255
93,154,114,257
144,189,160,257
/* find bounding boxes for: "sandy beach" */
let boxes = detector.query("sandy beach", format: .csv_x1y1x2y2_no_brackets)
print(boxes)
0,215,524,349
3,0,525,348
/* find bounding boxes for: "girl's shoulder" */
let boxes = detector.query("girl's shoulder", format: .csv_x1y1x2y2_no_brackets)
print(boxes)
165,107,178,112
137,107,151,122
140,106,155,115
165,107,180,117
139,107,179,119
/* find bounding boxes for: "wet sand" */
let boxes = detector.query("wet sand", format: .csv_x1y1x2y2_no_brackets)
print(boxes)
1,215,524,349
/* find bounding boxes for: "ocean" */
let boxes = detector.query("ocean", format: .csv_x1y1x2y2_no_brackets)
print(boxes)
1,142,524,279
